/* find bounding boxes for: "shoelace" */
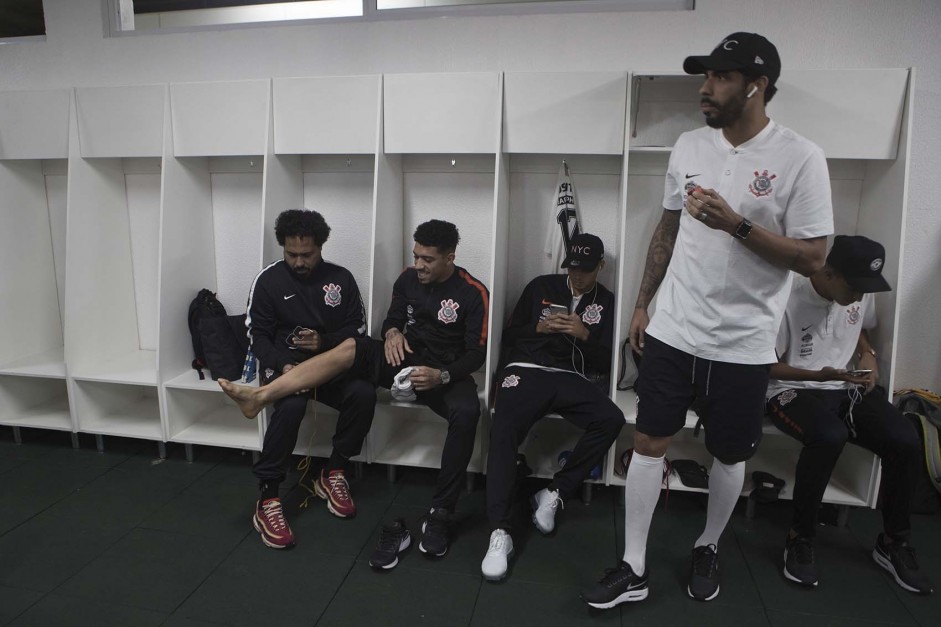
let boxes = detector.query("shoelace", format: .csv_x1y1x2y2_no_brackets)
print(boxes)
792,538,814,564
328,472,351,500
546,492,564,511
599,564,633,586
692,545,718,577
261,500,287,532
487,531,509,554
378,525,405,552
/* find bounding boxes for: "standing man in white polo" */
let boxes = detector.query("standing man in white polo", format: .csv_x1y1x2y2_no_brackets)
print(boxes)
581,32,834,608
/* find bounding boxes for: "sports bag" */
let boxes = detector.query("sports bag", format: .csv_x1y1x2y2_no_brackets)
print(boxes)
187,289,248,381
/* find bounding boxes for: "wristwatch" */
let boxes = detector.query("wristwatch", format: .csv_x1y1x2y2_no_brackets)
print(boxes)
439,370,451,385
733,218,753,240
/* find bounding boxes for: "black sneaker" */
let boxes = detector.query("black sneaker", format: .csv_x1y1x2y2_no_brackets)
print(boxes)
369,519,411,570
580,561,649,609
872,533,933,594
784,536,818,587
419,508,450,557
688,544,720,601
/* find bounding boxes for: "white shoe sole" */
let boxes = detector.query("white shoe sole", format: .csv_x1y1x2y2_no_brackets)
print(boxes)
872,547,924,593
687,584,720,601
583,587,648,609
783,548,818,587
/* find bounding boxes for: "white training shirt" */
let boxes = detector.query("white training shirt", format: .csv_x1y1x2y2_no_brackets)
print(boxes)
766,275,876,399
645,120,834,364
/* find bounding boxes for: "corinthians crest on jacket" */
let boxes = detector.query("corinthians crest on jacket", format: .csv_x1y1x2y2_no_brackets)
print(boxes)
323,283,342,307
438,299,460,324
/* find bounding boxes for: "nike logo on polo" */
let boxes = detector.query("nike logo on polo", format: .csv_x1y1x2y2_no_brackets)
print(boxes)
685,173,701,179
801,325,812,331
284,294,296,300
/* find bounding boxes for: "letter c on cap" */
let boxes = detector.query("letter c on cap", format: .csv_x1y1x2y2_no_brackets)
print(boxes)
722,39,738,50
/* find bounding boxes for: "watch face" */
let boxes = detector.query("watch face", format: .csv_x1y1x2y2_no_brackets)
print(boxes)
440,371,450,385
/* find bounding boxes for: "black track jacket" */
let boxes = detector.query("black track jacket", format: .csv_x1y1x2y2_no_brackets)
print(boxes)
502,274,614,375
380,266,490,381
247,259,367,375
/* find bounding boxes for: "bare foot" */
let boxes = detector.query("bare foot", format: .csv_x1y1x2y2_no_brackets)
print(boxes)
218,379,265,419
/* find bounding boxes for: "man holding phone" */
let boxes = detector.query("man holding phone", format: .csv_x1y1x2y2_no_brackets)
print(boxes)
765,235,931,594
480,233,624,581
247,209,372,548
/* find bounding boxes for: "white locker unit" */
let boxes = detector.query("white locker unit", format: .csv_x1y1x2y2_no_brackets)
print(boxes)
608,70,913,507
0,67,914,512
368,72,502,473
66,86,166,442
265,75,381,460
159,80,269,451
0,89,71,434
494,71,630,483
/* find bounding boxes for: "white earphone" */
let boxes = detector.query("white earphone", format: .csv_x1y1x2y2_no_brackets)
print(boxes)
747,85,758,99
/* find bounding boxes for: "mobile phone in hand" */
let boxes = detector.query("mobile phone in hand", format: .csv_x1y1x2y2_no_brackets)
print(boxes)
847,369,872,376
548,304,569,316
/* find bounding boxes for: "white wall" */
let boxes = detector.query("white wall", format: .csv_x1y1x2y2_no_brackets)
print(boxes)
2,0,940,390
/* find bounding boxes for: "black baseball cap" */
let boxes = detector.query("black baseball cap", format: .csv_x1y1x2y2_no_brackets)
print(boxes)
827,235,892,293
561,233,604,271
683,32,781,85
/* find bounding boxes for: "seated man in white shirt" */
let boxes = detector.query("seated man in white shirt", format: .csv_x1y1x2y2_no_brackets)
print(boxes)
766,235,932,594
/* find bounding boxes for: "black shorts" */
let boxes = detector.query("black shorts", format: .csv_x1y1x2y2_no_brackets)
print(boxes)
635,335,771,464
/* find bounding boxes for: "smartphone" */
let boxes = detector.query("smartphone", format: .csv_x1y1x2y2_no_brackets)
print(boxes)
847,369,873,376
548,304,569,316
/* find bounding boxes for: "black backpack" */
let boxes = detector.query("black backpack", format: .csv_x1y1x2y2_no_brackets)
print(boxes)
187,289,249,381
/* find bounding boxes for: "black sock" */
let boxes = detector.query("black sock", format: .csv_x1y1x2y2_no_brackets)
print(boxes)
326,450,348,473
259,481,279,502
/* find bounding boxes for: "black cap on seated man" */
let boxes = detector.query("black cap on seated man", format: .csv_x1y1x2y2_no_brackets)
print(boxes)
826,235,892,294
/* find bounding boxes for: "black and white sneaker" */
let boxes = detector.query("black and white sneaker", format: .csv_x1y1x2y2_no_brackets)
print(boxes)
369,518,411,570
688,544,720,601
419,508,451,557
784,535,818,587
580,561,649,609
872,533,933,594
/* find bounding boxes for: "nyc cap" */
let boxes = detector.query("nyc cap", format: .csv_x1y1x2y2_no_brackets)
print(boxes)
561,233,604,271
827,235,892,293
683,32,781,85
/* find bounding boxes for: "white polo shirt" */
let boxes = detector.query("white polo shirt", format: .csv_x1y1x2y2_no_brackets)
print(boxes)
766,275,876,399
645,120,834,364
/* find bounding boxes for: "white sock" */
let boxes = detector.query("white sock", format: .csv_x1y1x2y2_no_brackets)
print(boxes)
622,452,665,575
695,458,745,549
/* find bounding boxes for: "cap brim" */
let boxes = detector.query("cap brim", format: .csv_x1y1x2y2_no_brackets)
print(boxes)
683,54,748,75
847,275,892,293
561,257,600,271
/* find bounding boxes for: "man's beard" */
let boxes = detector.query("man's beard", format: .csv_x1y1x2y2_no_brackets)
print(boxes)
703,91,747,129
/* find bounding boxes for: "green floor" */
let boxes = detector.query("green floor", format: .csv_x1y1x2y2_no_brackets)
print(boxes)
1,429,938,627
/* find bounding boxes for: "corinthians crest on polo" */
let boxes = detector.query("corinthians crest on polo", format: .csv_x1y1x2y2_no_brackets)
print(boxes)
749,169,777,197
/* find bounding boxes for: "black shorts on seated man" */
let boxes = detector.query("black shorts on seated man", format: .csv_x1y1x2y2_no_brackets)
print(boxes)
481,233,625,581
766,235,931,594
221,219,489,563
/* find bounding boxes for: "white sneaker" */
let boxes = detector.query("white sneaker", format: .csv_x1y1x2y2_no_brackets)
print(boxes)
531,488,563,534
481,529,514,581
390,367,417,402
